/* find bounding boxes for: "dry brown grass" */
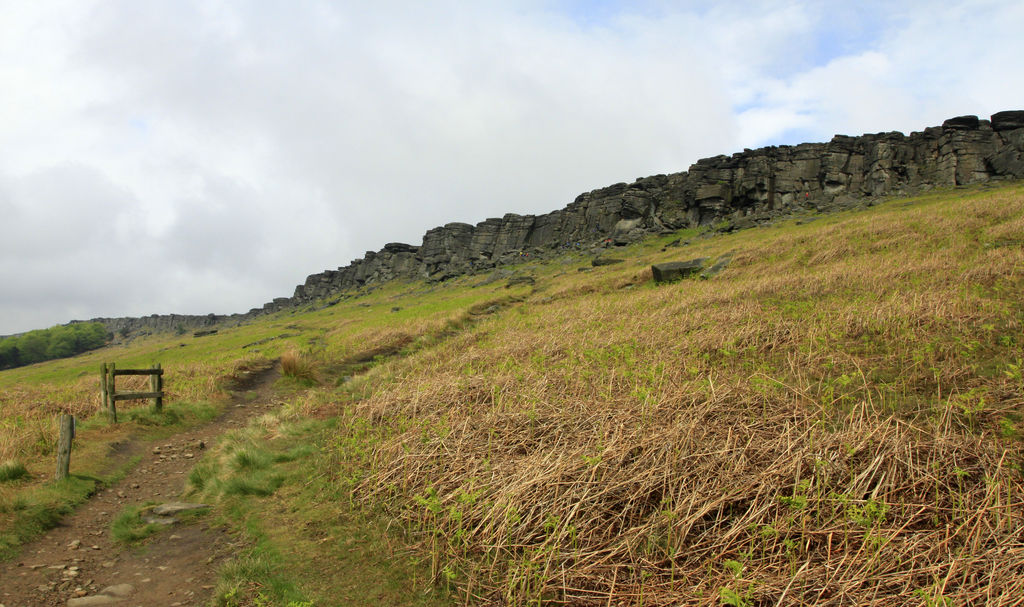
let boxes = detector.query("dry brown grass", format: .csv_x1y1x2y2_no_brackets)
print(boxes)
343,187,1024,605
280,348,320,384
0,359,230,462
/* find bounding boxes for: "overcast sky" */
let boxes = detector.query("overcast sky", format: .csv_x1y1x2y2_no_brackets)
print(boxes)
1,0,1022,335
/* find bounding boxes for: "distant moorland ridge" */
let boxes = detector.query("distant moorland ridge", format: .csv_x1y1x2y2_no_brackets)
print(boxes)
87,110,1024,336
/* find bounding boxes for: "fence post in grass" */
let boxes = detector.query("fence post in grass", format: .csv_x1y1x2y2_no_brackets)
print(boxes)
151,363,163,411
99,363,108,415
107,362,117,423
55,414,74,481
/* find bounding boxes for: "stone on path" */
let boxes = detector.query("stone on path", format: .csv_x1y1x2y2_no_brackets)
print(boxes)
66,583,134,606
149,502,211,516
100,585,134,598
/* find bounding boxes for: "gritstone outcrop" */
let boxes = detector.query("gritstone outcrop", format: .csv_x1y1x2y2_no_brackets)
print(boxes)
87,110,1024,332
273,110,1024,310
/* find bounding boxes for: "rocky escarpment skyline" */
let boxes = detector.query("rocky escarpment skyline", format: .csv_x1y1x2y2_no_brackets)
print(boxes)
88,110,1024,336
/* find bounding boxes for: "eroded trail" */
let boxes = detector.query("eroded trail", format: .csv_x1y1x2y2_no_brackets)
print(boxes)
0,364,281,607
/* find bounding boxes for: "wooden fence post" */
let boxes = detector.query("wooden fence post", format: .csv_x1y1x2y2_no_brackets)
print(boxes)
99,363,108,414
151,363,163,411
107,362,117,423
55,414,74,481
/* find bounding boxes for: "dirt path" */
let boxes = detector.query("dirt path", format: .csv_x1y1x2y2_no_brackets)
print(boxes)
0,364,282,607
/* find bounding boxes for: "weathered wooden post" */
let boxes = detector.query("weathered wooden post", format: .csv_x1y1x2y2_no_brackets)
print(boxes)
55,414,74,480
107,362,117,423
150,362,163,411
99,363,108,414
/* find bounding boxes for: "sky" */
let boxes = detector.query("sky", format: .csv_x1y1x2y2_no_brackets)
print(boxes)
1,0,1022,335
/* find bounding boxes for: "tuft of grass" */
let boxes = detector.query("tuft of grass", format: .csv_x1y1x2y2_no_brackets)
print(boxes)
0,460,29,483
281,350,318,386
213,547,310,607
221,473,285,497
110,503,162,544
231,446,273,471
273,444,315,463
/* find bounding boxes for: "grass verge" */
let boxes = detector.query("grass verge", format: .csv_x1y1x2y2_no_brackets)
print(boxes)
0,455,140,560
187,400,453,607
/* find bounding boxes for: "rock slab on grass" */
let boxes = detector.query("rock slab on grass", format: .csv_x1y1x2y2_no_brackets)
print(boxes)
701,255,733,279
505,275,536,288
651,258,708,283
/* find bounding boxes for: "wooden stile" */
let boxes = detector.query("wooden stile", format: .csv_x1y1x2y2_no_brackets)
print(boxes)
98,362,165,421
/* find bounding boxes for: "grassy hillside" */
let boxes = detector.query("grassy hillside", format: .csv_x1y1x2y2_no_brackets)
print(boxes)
2,182,1023,605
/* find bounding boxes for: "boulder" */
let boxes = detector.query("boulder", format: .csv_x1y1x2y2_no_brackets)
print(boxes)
505,275,536,288
992,110,1024,132
942,115,979,130
652,258,708,283
592,257,625,266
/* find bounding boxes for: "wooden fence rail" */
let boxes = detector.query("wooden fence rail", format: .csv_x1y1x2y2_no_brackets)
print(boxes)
99,362,163,423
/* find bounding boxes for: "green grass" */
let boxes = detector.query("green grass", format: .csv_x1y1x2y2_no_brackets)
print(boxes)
185,403,451,607
0,461,29,483
110,501,210,545
110,502,163,544
0,455,138,560
120,399,218,427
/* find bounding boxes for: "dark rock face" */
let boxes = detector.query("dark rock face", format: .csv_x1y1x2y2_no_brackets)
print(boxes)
992,111,1024,132
943,115,980,130
87,111,1024,336
278,110,1022,310
87,313,237,338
